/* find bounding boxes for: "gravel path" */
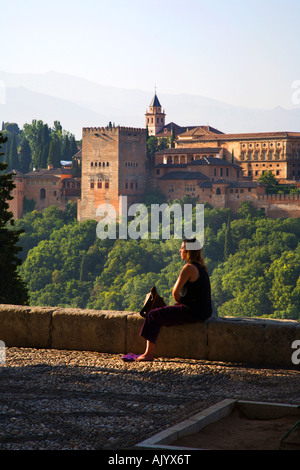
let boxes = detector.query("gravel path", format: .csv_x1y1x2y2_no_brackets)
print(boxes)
0,347,299,450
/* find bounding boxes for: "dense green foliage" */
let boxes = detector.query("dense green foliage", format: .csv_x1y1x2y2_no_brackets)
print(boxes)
0,132,29,305
11,199,300,321
258,170,300,194
1,121,78,173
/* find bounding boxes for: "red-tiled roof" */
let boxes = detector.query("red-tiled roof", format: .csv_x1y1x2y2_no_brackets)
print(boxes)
178,130,300,140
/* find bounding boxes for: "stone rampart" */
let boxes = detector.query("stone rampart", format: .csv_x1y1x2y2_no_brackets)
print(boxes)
256,193,300,217
0,305,299,368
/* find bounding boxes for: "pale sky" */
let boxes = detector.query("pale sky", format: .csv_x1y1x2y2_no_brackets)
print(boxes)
2,0,300,109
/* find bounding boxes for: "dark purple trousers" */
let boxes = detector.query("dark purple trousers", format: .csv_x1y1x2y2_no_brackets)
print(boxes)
139,304,200,344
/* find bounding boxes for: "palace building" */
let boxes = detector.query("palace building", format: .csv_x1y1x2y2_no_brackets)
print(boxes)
9,93,300,220
10,165,81,219
76,93,300,220
147,93,300,182
77,125,147,221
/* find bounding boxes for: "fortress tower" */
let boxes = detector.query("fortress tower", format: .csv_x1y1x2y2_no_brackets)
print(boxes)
78,126,147,222
145,93,166,136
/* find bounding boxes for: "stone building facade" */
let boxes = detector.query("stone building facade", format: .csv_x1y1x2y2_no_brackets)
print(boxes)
175,127,300,182
145,94,166,136
10,166,81,218
77,126,147,222
9,93,300,221
151,151,265,209
75,93,300,221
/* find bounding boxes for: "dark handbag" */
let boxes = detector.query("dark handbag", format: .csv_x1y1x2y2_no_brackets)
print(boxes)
139,286,166,318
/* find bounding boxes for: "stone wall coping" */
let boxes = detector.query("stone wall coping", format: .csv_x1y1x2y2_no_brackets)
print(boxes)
0,305,299,368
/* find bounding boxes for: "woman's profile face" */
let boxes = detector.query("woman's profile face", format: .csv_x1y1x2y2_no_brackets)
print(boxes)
179,242,187,260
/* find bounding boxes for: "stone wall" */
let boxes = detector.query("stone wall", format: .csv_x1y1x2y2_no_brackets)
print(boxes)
78,126,147,221
256,193,300,217
0,305,299,368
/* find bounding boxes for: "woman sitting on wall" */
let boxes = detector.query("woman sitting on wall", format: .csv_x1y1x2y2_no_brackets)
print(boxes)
136,237,212,361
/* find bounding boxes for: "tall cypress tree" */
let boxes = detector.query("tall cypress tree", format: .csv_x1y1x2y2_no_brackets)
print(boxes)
8,134,19,171
224,216,234,260
69,135,78,157
0,131,29,305
19,137,32,174
47,135,61,168
61,134,71,161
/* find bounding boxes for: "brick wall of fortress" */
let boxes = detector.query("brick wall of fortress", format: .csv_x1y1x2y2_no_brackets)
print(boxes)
78,127,300,220
256,193,300,218
78,127,147,221
176,135,300,181
149,174,300,218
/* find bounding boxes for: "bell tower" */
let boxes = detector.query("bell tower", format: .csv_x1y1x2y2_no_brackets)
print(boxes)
145,91,166,136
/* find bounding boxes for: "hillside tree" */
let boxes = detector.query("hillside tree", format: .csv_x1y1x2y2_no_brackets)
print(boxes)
0,132,29,305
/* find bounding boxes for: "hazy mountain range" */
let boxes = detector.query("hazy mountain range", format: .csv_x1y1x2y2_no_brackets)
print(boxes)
1,71,300,140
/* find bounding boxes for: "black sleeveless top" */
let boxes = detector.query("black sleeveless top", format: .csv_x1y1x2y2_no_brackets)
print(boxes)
179,262,212,320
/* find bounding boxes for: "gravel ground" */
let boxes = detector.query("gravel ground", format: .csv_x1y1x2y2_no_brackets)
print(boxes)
0,347,299,451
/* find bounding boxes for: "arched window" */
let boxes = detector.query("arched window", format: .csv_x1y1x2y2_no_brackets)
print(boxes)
40,188,46,199
216,188,221,195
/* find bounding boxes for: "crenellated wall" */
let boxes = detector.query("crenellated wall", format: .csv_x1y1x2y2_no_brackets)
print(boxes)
256,193,300,217
78,125,147,222
0,305,299,368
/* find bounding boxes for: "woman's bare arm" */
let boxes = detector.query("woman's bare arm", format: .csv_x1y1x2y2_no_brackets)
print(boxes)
172,264,194,303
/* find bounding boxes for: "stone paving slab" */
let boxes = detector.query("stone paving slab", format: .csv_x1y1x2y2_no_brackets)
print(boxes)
0,347,299,450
